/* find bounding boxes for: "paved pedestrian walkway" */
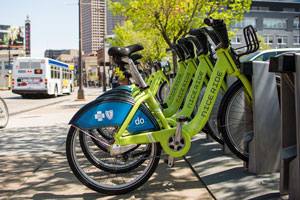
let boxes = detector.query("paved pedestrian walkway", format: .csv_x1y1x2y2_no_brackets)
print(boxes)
1,88,284,199
5,145,213,200
185,134,281,200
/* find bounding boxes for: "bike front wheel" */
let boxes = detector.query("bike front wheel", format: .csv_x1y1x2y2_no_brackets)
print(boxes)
0,97,9,128
218,80,252,161
157,80,170,103
66,126,161,195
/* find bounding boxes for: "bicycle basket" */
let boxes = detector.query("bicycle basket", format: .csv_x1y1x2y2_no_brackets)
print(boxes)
232,25,259,58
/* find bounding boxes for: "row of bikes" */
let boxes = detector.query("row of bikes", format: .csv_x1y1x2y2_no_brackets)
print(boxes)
66,18,261,194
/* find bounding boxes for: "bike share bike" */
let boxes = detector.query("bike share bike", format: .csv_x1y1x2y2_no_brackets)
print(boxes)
0,96,9,128
66,18,259,194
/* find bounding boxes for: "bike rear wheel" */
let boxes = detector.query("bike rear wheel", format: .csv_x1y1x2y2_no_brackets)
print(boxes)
79,127,149,174
66,126,161,195
0,97,9,128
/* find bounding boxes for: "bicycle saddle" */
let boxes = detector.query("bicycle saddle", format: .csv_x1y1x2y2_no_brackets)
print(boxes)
108,44,144,57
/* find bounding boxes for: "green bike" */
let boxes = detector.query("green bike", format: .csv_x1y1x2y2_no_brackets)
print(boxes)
66,18,259,194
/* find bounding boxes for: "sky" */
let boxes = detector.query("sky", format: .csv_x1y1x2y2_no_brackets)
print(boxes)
0,0,78,57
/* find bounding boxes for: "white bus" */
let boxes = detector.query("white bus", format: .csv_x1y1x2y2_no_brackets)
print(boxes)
12,57,75,98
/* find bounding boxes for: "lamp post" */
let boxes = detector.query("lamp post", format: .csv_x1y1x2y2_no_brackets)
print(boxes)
98,34,116,91
77,0,85,100
102,37,106,92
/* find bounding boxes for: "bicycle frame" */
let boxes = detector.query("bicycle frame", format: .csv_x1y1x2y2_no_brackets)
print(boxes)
112,46,253,158
163,61,186,106
163,58,197,117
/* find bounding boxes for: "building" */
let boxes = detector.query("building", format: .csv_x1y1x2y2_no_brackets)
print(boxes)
230,0,300,50
0,24,25,89
44,49,65,59
44,49,78,66
106,0,125,35
81,0,106,55
0,49,25,88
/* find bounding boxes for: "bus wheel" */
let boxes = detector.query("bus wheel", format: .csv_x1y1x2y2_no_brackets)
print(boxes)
53,86,58,98
22,94,30,99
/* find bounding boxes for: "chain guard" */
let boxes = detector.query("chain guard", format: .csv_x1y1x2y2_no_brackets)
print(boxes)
160,130,191,157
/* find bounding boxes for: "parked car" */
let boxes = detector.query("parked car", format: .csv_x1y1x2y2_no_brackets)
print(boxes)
241,48,300,62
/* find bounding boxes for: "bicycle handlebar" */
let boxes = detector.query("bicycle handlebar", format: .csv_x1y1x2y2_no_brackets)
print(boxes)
204,17,229,49
178,37,195,59
171,44,186,61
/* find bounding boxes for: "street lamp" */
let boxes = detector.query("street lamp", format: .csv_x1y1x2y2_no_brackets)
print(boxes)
77,0,85,100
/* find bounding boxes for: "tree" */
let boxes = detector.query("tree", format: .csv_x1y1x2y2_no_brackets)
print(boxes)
108,0,251,72
257,34,270,50
108,20,169,65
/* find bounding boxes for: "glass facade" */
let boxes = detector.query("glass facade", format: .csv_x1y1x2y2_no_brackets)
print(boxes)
293,17,300,29
294,36,300,45
231,18,257,28
277,35,288,45
264,35,274,44
231,35,242,44
263,18,287,29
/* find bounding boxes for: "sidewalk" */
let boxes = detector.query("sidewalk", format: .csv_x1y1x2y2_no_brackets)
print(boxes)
2,88,282,199
2,88,214,200
6,145,213,200
185,134,281,200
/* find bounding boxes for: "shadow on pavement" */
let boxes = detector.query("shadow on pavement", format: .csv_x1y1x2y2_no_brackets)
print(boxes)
7,146,212,200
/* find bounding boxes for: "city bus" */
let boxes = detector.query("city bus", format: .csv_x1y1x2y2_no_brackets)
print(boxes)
12,57,75,98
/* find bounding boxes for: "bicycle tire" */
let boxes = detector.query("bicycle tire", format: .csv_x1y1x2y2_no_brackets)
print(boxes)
0,97,9,128
79,127,149,174
66,126,161,195
193,85,224,145
218,80,251,161
157,80,170,104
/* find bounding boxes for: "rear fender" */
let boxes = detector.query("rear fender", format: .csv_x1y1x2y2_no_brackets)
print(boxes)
69,96,160,134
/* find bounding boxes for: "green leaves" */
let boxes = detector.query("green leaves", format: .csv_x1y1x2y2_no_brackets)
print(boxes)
108,0,251,62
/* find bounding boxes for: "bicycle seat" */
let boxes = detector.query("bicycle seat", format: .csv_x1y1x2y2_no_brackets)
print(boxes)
108,44,144,57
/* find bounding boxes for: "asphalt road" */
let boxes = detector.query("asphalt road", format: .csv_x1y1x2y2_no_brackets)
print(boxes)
0,87,103,116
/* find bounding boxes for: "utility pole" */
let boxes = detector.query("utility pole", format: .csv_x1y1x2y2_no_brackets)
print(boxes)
102,5,106,92
102,36,106,92
77,0,85,100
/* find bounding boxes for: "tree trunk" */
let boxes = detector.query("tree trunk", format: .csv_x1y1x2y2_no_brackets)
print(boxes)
172,51,178,73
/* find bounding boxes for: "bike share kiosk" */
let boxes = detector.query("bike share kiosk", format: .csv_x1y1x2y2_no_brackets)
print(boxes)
269,53,300,199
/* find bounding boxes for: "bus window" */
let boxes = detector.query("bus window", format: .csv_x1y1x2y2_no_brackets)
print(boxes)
31,62,41,69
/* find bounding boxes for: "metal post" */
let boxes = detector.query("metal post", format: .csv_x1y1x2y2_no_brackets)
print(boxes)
102,38,106,92
8,45,10,68
102,5,106,92
77,0,85,100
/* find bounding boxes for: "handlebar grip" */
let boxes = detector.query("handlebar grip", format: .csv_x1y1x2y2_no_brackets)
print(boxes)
204,17,224,26
166,48,172,52
204,18,214,26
